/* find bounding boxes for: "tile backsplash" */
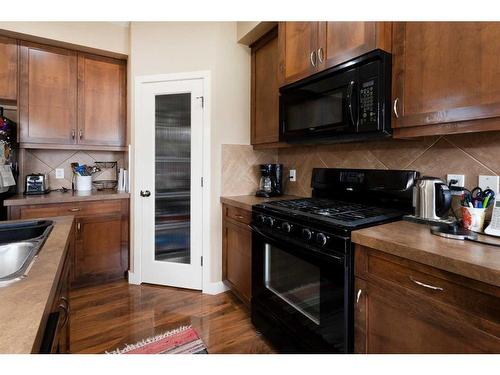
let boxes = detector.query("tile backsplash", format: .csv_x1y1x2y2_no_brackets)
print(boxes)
221,144,277,196
221,131,500,198
279,133,500,196
22,149,125,191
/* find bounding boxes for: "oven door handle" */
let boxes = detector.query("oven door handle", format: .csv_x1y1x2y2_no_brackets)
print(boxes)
250,224,345,263
249,224,277,243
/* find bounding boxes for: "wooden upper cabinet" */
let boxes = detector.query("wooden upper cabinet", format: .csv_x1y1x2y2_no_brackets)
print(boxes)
78,54,126,147
278,22,319,85
279,22,391,86
19,42,77,145
392,22,500,137
251,29,280,145
318,22,392,70
0,36,18,103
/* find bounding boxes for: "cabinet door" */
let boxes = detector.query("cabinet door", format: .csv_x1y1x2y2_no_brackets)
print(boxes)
278,22,319,85
77,54,126,147
73,213,126,287
318,22,391,71
392,22,500,133
251,30,280,145
223,219,252,304
354,277,500,353
19,42,77,145
0,36,18,102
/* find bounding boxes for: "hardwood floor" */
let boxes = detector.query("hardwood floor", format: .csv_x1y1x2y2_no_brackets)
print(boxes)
69,280,275,354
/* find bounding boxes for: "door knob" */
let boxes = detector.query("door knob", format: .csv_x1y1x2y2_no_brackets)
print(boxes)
140,190,151,197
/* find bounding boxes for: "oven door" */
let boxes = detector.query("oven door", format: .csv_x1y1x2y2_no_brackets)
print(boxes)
280,67,358,142
251,226,350,353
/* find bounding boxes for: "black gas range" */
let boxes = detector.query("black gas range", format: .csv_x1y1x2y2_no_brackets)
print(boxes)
251,168,419,353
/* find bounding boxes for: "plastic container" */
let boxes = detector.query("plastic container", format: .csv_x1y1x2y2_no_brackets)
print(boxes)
461,206,486,232
75,175,92,191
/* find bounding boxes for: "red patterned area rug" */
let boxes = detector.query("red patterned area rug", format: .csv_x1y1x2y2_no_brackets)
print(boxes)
107,325,208,354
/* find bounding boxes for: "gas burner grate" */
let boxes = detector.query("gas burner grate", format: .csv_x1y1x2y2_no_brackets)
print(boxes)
268,198,388,222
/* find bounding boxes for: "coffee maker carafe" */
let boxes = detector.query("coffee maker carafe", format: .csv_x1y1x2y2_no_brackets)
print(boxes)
256,164,283,198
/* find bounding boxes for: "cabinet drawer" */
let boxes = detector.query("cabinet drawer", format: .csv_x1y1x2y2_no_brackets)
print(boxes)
356,246,500,325
19,199,122,219
224,205,251,224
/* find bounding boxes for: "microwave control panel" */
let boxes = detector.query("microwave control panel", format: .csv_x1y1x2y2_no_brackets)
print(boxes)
359,79,378,130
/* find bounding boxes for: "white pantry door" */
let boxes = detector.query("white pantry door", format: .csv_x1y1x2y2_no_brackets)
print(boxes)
138,78,204,289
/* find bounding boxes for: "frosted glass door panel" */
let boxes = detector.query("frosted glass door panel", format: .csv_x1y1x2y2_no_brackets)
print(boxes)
155,93,191,264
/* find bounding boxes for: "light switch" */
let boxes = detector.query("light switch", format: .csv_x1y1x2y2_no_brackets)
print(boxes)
289,169,297,182
55,168,64,179
478,175,499,194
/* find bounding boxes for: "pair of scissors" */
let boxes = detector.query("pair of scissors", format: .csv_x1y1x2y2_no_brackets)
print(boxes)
470,187,495,208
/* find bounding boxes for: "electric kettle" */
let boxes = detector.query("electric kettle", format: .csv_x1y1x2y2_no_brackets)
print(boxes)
413,176,452,222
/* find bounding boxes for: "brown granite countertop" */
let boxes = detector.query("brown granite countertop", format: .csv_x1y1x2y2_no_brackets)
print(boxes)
352,221,500,287
0,216,74,353
220,194,303,211
4,189,130,206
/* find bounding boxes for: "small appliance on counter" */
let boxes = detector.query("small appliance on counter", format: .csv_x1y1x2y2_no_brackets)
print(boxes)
255,163,283,198
405,176,454,225
24,173,50,195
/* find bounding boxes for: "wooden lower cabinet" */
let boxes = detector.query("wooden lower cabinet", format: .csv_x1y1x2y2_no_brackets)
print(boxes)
222,204,252,305
354,245,500,353
39,231,73,353
9,199,129,288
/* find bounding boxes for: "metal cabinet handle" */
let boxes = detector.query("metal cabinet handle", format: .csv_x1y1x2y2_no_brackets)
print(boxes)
393,98,400,118
310,50,317,67
356,289,362,304
236,215,245,219
79,129,83,140
68,208,81,212
76,222,81,231
71,129,75,139
409,276,444,291
317,48,324,64
58,302,69,327
140,190,151,197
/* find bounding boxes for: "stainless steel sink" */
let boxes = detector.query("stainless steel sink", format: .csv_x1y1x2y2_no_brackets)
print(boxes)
0,220,53,287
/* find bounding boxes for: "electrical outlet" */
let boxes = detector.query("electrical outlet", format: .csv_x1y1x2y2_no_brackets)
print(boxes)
447,174,465,196
55,168,64,179
289,169,297,182
478,175,499,194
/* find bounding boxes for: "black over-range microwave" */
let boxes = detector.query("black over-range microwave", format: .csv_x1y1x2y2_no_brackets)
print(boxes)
279,49,392,143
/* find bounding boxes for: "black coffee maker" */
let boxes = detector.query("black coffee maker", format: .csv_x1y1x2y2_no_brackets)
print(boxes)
256,164,283,198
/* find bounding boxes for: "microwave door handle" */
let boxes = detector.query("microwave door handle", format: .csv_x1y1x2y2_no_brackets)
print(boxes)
347,80,358,129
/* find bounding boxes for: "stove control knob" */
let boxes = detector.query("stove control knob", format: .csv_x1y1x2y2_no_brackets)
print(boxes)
256,215,265,224
265,217,275,227
281,222,292,233
302,228,313,241
316,232,328,246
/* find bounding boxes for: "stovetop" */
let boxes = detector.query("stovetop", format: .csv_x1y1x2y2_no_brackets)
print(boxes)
256,198,405,230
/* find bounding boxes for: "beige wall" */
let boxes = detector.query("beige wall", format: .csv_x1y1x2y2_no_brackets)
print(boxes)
236,21,277,45
130,22,251,283
0,22,130,55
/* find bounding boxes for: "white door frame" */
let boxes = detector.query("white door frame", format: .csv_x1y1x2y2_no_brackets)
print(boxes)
130,70,216,294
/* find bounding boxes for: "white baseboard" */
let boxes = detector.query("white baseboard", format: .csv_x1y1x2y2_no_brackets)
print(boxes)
128,271,141,285
202,281,228,295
